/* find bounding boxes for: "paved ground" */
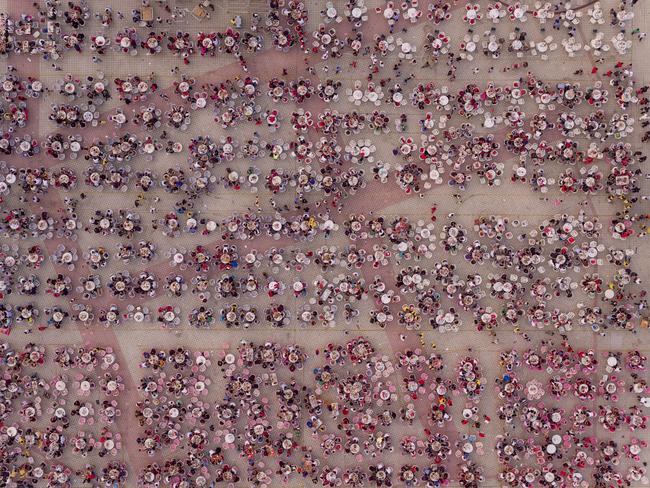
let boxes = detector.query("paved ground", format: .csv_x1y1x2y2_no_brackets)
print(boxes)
0,0,648,486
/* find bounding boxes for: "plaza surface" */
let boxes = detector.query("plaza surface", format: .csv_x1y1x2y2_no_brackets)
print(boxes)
0,0,649,486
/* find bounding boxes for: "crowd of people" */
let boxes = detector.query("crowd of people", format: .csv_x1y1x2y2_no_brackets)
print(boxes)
0,0,648,485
